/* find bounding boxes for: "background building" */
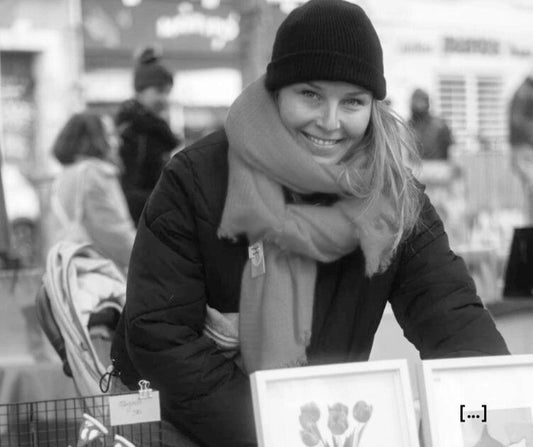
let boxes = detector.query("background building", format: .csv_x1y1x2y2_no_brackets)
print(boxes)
82,0,244,144
2,0,533,269
0,0,82,266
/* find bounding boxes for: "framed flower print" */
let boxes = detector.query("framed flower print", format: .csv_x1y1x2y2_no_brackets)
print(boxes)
250,359,419,447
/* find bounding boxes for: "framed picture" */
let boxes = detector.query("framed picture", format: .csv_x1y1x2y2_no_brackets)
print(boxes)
419,354,533,447
250,359,420,447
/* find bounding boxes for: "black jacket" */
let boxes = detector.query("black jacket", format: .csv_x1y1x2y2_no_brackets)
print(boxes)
111,130,508,447
115,99,179,224
509,76,533,147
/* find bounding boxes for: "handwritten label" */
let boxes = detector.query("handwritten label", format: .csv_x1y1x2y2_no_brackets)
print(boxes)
248,241,266,278
109,391,161,426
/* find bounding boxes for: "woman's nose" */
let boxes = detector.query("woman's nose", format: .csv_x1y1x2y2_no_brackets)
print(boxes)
316,104,340,131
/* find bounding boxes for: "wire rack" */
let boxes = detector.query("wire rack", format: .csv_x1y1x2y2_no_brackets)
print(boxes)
0,394,163,447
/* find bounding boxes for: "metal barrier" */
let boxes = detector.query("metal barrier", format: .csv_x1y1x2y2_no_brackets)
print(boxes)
0,394,163,447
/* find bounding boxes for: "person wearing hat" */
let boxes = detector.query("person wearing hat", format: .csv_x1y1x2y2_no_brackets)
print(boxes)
114,47,180,225
409,88,453,161
111,1,509,446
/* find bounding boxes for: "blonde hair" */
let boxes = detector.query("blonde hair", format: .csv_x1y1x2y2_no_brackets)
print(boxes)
341,100,422,247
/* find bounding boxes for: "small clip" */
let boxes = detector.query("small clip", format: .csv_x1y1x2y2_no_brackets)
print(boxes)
138,379,152,399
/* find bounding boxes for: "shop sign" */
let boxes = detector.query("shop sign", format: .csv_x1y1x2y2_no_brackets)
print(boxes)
442,36,532,58
82,0,240,55
509,45,532,58
156,3,239,52
444,37,500,55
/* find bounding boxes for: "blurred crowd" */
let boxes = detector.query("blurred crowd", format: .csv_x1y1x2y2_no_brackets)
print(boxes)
2,55,533,291
1,5,533,305
8,66,532,300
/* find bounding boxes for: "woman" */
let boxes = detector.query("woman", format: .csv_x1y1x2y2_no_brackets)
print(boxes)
111,1,508,446
48,112,136,271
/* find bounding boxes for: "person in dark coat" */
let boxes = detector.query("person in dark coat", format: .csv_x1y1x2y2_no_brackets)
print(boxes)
409,88,453,160
111,2,509,446
115,47,180,225
509,75,533,222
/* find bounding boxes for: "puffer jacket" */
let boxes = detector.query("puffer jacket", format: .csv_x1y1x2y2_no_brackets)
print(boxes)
115,99,180,224
111,130,509,447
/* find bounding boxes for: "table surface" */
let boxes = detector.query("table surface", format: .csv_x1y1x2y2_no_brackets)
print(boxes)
1,297,531,406
486,296,533,317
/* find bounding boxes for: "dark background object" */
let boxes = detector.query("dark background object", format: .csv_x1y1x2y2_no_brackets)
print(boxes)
503,227,533,297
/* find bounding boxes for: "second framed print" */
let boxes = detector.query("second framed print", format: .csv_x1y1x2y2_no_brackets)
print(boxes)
420,354,533,447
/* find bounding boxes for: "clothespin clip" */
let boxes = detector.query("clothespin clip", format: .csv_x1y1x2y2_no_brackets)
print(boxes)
76,413,108,447
138,379,152,399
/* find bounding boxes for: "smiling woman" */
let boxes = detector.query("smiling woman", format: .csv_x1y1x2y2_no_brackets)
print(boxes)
111,1,509,446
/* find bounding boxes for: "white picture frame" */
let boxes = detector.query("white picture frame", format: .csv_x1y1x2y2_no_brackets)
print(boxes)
419,353,533,447
250,359,420,447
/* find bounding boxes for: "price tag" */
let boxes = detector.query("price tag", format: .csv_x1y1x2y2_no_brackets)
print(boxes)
248,240,266,278
109,382,161,426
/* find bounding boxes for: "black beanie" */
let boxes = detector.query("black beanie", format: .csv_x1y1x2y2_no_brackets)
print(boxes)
133,48,174,93
265,0,386,100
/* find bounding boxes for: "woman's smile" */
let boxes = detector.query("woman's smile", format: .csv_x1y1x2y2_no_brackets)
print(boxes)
303,132,344,147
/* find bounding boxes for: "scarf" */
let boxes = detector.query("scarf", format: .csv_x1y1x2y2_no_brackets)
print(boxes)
218,76,398,373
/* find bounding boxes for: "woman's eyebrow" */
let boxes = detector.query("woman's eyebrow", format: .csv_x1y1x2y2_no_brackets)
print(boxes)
306,81,322,90
305,81,370,96
346,88,371,96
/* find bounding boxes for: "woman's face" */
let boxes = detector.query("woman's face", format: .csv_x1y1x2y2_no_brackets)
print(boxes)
277,81,373,165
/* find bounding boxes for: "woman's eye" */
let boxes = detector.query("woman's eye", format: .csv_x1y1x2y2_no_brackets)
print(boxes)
344,98,363,107
301,90,319,99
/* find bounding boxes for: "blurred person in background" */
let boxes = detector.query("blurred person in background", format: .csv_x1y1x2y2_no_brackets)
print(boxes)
409,88,463,245
110,1,508,446
509,75,533,223
115,47,180,225
409,88,453,161
47,112,136,271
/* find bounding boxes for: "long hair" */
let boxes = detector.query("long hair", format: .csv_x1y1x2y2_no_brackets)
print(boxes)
52,112,110,165
341,100,422,249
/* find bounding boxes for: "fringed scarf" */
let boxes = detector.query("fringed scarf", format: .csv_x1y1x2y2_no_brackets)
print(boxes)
218,76,398,373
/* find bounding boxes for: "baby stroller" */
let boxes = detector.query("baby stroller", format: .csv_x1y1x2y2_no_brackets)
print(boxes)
35,242,201,446
35,241,125,397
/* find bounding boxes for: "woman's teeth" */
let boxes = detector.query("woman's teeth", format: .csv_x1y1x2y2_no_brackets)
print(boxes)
306,134,340,146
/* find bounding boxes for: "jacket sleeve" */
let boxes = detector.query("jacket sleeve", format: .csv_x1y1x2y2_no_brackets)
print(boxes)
123,154,256,447
389,194,509,359
130,111,179,150
83,164,136,270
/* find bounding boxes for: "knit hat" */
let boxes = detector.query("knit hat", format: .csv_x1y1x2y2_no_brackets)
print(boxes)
133,47,174,93
265,0,386,100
